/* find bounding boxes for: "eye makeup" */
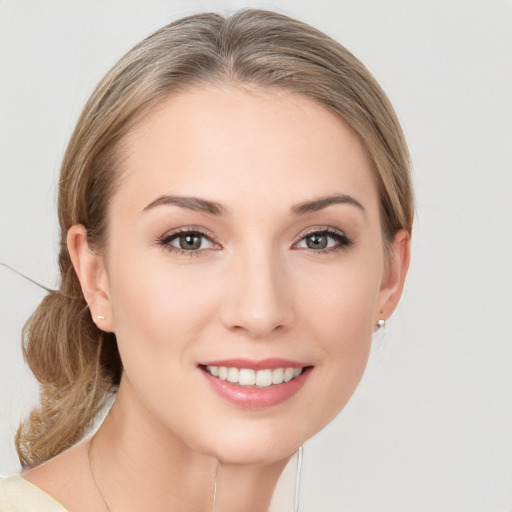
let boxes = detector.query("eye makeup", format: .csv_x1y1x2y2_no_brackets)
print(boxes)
156,227,221,257
292,227,354,254
155,224,354,258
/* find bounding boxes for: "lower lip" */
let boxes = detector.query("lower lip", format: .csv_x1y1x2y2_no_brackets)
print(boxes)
200,367,312,410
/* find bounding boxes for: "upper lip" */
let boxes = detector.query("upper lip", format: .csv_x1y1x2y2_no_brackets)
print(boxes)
198,358,310,370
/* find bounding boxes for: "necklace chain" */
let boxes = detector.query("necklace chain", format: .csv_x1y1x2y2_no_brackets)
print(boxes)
86,436,297,511
87,436,113,512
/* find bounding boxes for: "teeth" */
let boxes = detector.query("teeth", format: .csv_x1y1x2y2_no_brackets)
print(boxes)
227,367,239,383
239,369,256,386
272,368,284,385
284,368,295,382
205,365,304,387
256,369,273,387
218,366,228,380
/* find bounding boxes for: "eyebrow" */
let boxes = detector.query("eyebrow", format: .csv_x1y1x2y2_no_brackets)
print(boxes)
291,194,365,215
142,195,225,215
142,193,364,217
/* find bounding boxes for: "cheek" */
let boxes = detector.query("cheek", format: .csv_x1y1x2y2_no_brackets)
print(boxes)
105,252,221,401
299,254,381,347
109,254,218,345
105,257,225,449
295,257,381,425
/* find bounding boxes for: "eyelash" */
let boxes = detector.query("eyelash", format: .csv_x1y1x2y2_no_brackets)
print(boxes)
292,227,354,254
156,227,353,257
156,228,219,258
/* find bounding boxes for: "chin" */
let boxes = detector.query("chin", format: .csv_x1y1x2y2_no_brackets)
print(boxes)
192,416,310,466
214,439,300,467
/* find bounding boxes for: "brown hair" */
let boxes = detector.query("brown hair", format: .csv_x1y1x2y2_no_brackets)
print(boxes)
16,8,413,468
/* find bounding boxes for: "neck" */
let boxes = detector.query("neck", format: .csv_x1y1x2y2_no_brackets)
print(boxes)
213,459,289,512
91,379,291,512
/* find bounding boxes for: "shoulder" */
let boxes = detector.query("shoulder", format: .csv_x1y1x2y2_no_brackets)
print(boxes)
0,475,69,512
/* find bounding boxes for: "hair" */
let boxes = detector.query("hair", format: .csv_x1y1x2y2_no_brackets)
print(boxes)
16,8,413,468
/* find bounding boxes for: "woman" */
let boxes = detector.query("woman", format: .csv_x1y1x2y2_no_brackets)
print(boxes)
0,9,412,511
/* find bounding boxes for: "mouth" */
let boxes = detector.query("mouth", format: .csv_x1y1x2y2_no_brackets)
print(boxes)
198,358,313,409
201,365,305,387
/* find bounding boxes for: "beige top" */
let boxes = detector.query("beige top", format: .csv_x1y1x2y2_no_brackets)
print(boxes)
0,475,68,512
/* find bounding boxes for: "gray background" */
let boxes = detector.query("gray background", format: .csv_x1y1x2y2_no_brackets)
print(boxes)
1,1,511,510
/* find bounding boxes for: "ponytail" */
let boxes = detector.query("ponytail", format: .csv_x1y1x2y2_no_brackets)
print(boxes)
15,251,121,468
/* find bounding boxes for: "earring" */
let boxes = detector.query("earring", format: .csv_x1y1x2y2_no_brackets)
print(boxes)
377,319,386,329
97,315,105,320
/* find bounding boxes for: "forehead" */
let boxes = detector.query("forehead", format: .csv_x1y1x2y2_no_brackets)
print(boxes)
113,86,378,217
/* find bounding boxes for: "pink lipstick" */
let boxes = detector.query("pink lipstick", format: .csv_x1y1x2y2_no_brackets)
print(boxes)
198,358,312,409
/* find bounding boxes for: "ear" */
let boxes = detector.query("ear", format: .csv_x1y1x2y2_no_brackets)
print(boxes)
67,224,114,332
375,229,411,330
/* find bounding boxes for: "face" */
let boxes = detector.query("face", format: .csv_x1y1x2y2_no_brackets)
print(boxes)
83,86,406,464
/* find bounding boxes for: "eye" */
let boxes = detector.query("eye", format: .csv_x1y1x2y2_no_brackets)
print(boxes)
157,229,219,255
294,229,353,252
172,232,210,251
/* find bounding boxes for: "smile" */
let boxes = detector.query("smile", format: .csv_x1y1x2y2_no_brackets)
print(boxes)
199,358,313,409
205,365,303,387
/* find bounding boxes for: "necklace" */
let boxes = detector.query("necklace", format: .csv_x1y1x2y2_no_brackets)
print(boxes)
87,436,113,512
86,437,237,512
86,436,218,511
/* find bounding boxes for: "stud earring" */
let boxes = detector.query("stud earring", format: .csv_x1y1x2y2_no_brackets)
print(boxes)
377,319,386,329
97,315,105,320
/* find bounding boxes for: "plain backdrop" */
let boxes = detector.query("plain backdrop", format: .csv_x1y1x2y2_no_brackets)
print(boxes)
1,1,511,510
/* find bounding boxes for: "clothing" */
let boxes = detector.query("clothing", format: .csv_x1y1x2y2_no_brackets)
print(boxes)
0,475,68,512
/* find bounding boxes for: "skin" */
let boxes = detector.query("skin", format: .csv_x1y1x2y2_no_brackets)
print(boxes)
24,86,410,512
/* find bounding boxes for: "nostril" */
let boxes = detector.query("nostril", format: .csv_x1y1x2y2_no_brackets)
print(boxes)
229,321,286,339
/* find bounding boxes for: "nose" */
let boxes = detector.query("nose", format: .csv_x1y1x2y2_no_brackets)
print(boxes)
219,248,296,339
